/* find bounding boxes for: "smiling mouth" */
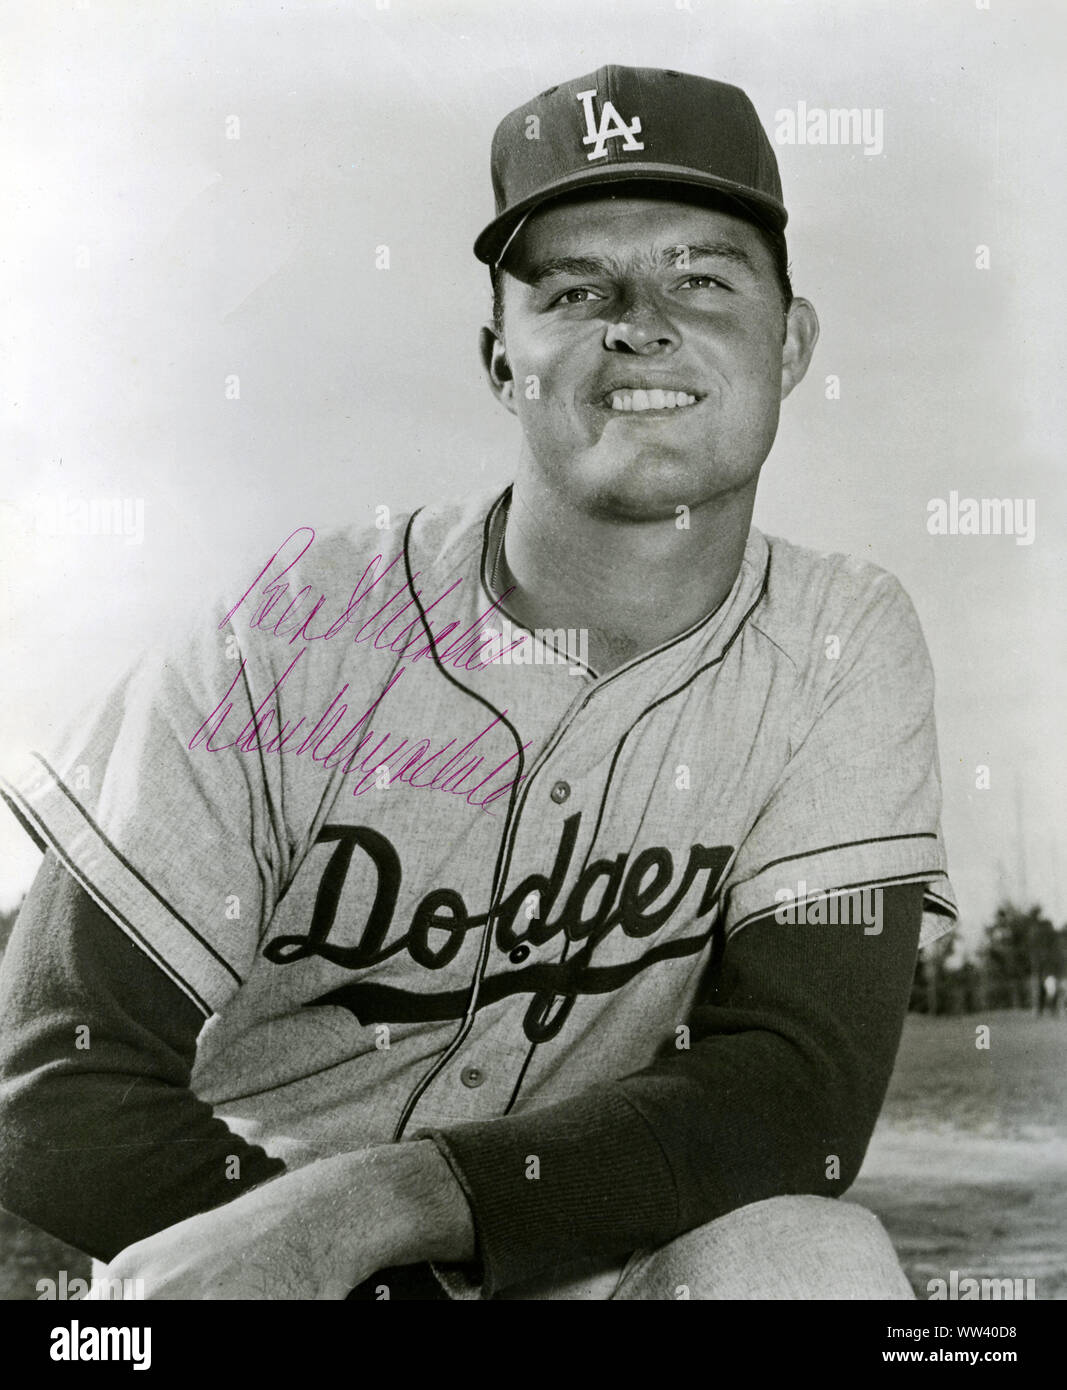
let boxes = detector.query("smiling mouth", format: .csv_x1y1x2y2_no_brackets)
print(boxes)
603,388,700,413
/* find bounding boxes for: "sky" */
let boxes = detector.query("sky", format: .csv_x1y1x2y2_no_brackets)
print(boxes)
1,0,1064,953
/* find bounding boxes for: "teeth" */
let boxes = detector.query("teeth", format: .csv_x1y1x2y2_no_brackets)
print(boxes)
608,389,698,412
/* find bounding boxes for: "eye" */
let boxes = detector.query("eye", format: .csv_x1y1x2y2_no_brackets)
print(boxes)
551,286,603,306
678,274,729,291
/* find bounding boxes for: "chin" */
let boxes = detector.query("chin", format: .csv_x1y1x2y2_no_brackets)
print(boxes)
580,451,726,521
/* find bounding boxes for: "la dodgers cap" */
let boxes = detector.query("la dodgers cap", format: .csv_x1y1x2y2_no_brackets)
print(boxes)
474,64,787,266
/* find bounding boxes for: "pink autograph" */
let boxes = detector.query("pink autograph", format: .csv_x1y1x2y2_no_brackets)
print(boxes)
187,528,532,811
218,526,527,669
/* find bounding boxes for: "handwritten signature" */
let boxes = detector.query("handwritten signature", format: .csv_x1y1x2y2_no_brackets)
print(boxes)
219,526,529,670
188,528,533,811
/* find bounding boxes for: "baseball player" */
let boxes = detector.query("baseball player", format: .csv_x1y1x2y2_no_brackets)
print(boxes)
0,67,956,1300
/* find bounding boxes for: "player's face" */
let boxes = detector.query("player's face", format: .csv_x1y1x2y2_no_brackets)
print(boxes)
483,195,818,520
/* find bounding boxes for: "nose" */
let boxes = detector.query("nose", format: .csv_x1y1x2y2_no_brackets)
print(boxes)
603,293,679,355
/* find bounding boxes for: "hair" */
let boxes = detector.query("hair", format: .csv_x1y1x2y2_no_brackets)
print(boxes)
489,188,793,338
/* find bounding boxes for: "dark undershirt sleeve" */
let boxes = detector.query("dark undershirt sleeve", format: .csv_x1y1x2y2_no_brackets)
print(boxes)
0,852,285,1262
426,880,923,1296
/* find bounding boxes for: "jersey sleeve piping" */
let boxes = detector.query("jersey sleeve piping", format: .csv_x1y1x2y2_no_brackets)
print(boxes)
0,783,214,1017
727,869,957,950
746,830,940,878
1,755,242,1011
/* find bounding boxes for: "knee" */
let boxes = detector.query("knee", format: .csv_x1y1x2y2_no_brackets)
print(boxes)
616,1196,915,1301
778,1194,889,1242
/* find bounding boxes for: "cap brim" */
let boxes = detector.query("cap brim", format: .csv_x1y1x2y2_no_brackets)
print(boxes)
474,163,787,264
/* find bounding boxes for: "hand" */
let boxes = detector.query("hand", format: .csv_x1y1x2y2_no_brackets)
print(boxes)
89,1140,475,1300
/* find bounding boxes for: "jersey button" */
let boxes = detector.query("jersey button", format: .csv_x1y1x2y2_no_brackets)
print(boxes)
550,780,571,804
460,1066,485,1088
509,944,531,964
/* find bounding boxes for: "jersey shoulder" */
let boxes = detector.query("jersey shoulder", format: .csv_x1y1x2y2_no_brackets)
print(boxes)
751,529,926,675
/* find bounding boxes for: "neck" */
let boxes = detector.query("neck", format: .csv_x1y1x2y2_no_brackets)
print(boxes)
493,461,757,675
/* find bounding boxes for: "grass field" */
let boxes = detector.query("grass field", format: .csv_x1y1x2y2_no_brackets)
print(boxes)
1,1009,1064,1300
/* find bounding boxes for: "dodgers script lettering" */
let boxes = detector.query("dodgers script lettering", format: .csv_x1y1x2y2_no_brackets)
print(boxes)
264,814,733,1042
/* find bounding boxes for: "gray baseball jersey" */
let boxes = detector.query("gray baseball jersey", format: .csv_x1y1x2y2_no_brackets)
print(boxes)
1,484,957,1170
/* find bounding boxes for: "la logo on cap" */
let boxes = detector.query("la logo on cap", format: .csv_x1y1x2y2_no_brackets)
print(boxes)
576,87,645,162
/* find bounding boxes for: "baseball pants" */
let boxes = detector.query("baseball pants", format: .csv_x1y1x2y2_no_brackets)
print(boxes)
495,1196,916,1300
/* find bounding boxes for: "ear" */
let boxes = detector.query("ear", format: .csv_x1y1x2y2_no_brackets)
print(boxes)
779,297,820,401
479,324,517,415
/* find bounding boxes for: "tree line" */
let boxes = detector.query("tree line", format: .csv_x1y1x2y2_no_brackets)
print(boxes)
911,901,1065,1016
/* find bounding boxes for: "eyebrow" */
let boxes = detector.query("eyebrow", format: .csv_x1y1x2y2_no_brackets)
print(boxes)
523,240,761,286
682,242,761,274
524,255,615,286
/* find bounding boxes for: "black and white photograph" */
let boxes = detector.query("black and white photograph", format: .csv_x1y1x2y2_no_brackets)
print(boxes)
0,0,1062,1358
